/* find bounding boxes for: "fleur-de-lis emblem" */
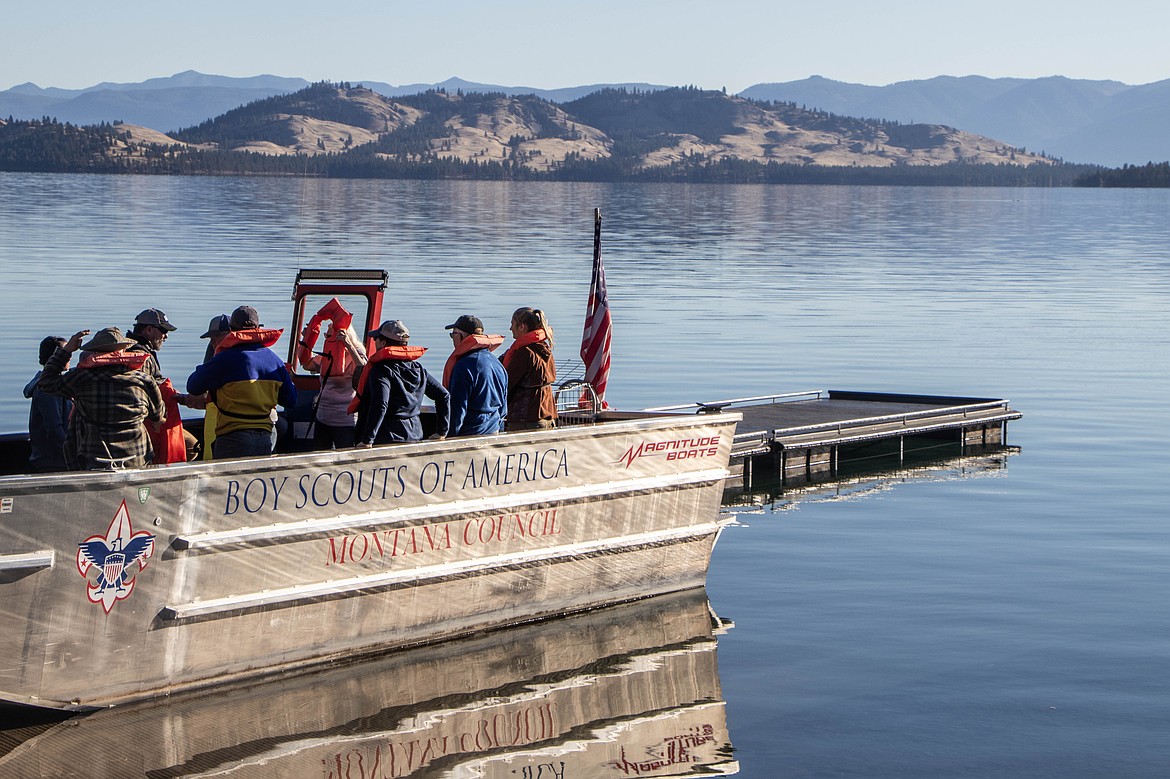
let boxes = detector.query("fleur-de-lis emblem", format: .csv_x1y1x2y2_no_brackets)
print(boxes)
76,500,155,613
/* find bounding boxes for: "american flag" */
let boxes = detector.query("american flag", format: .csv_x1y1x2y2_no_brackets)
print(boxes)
581,208,612,402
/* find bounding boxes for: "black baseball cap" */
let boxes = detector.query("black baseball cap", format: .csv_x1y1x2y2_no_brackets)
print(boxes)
135,308,177,332
444,314,483,334
230,306,261,330
200,314,231,339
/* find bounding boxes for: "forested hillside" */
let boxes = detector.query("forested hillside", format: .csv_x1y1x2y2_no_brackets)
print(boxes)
1,83,1105,185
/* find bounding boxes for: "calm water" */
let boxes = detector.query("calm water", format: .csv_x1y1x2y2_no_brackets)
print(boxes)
2,174,1170,776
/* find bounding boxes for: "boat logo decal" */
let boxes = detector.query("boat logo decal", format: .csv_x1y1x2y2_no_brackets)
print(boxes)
76,500,156,613
615,435,722,468
138,486,151,504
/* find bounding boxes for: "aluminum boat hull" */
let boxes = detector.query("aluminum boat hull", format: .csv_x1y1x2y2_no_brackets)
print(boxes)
0,412,738,710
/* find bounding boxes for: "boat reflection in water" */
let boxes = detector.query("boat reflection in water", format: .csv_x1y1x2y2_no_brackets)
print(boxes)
724,447,1020,512
0,588,737,777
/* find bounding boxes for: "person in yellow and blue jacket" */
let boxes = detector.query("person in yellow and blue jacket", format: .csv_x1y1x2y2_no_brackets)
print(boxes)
186,306,296,460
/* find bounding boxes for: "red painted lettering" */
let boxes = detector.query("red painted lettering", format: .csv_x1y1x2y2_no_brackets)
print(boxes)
326,536,346,566
349,533,369,562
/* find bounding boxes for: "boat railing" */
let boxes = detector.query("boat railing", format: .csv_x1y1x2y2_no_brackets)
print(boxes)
553,379,600,426
643,390,828,414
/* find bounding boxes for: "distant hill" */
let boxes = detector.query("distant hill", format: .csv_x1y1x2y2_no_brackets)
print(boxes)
739,75,1170,166
6,70,1166,165
0,82,1088,184
170,82,1051,168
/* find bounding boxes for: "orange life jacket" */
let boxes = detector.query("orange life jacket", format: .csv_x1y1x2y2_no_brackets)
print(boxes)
500,328,548,370
442,334,505,387
77,350,151,370
215,328,283,354
298,298,356,377
347,345,429,414
148,378,188,465
76,351,185,464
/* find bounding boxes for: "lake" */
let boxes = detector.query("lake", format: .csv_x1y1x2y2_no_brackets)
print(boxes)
1,173,1169,776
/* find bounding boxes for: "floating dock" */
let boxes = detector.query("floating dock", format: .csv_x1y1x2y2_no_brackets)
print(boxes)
648,390,1021,492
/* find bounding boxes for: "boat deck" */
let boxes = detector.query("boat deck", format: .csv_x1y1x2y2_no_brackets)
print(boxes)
648,390,1021,490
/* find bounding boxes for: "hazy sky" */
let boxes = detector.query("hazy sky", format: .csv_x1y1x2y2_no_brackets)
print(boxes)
5,0,1167,92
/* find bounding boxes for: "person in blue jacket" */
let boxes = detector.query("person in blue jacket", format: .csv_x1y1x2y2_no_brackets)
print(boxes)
443,314,507,437
186,306,297,460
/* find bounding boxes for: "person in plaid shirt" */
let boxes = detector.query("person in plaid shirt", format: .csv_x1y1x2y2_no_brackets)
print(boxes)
39,327,165,470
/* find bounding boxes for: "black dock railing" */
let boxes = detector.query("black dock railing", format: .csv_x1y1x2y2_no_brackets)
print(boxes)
649,390,1022,493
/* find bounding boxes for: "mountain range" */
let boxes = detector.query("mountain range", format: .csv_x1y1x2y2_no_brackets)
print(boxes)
0,72,669,138
4,71,1168,167
741,75,1170,167
4,70,1166,166
3,81,1087,186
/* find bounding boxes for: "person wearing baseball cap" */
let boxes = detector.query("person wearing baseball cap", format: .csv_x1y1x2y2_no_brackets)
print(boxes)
182,313,232,458
186,305,296,460
200,314,231,362
352,320,449,446
128,307,199,462
36,327,164,470
128,307,176,382
443,313,507,437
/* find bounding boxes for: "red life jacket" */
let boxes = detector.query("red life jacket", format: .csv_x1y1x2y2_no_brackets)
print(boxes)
442,334,505,387
347,345,428,414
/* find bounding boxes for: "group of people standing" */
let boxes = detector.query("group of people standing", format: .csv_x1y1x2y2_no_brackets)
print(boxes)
27,305,297,471
339,307,558,447
25,303,558,472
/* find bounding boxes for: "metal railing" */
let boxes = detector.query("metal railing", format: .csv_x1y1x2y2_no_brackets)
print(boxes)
644,390,827,413
553,379,600,426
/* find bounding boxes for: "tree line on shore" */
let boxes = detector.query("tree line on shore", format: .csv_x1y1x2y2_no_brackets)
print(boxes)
0,117,1115,185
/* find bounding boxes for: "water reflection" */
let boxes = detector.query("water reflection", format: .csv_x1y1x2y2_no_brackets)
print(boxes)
725,447,1019,512
0,589,737,777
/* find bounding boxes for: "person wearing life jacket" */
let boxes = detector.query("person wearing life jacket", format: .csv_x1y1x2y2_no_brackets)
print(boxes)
37,327,164,470
186,305,297,460
127,307,175,382
127,307,198,463
502,307,558,431
23,336,72,472
297,299,368,449
352,320,449,446
443,314,507,437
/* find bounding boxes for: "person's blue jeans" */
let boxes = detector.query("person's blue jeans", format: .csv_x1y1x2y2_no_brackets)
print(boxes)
213,427,276,460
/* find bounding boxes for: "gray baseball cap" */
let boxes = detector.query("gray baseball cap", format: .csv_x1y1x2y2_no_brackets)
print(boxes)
368,319,410,342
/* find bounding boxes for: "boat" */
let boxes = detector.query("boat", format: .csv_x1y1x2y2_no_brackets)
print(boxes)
0,589,738,777
0,270,741,710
